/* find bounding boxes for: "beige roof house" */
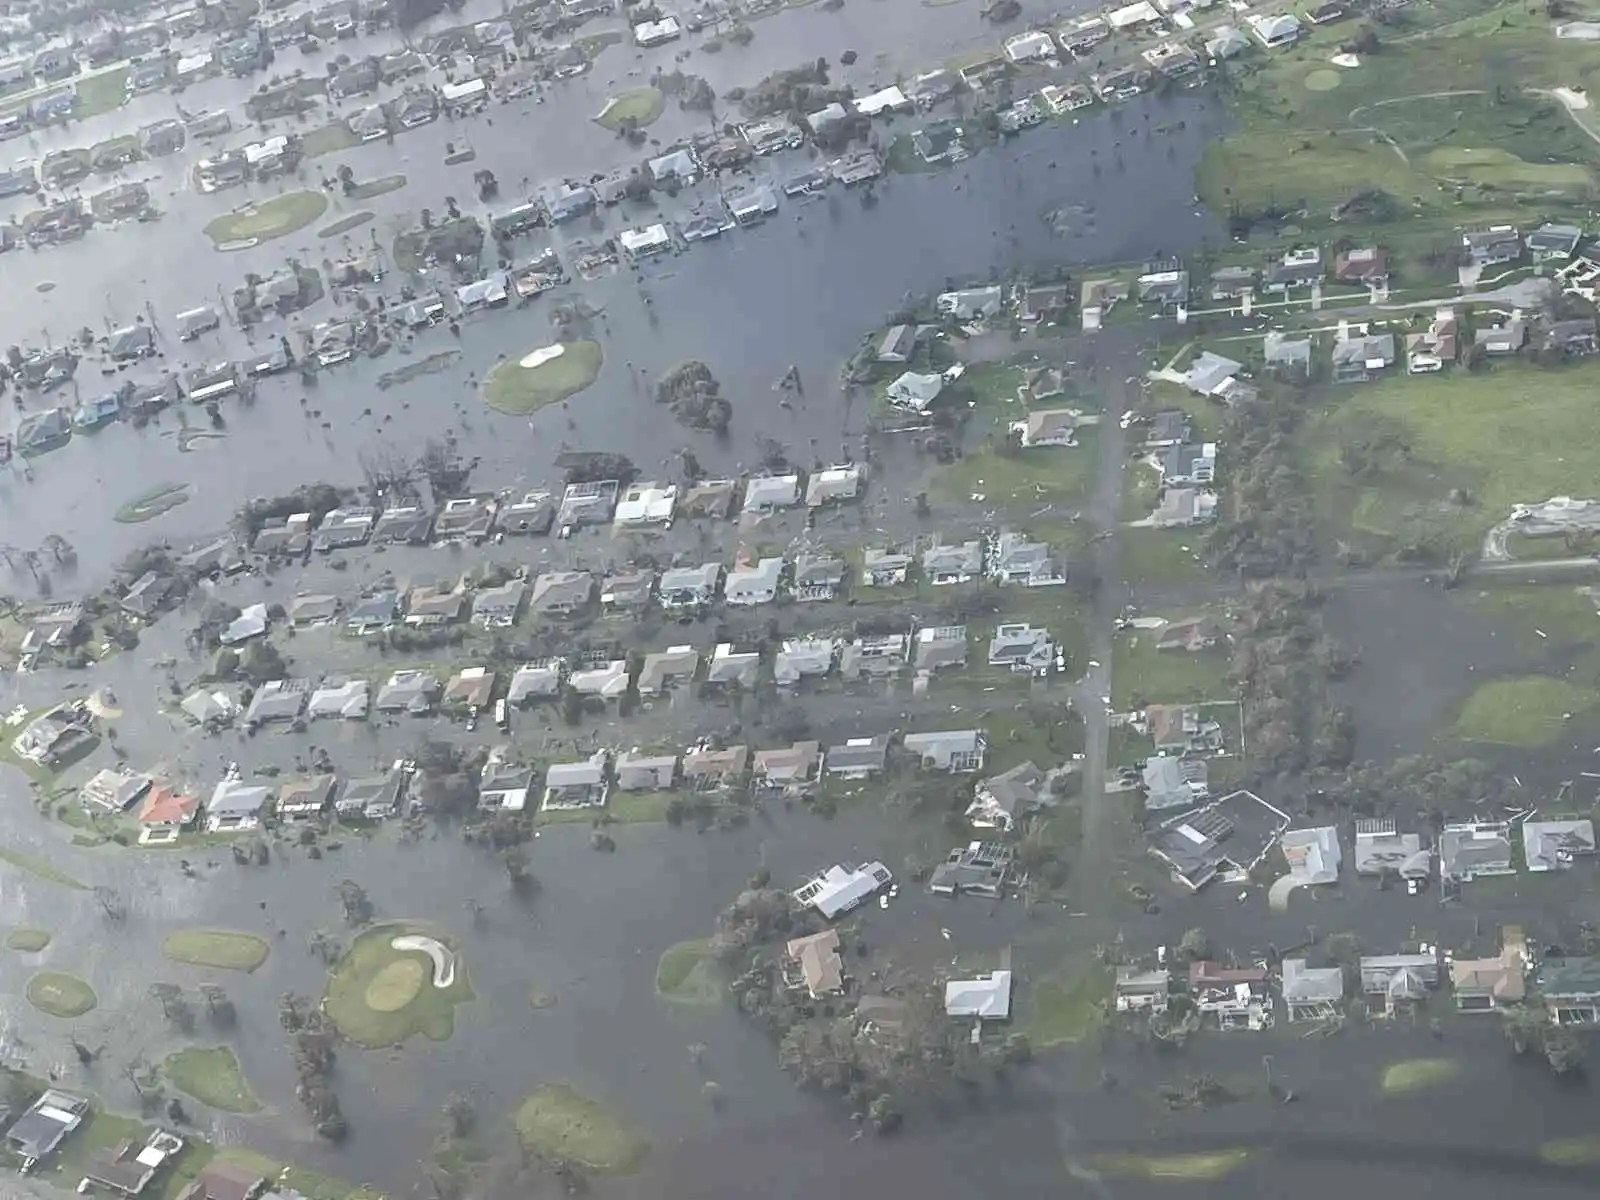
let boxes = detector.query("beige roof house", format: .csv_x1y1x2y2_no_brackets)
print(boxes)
785,928,844,997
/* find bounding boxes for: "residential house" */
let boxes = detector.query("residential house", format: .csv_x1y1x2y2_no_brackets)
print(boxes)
1331,332,1396,383
876,324,919,364
884,370,947,411
1281,958,1344,1022
404,585,466,627
1209,266,1256,300
794,861,893,918
1141,755,1208,812
1450,944,1525,1012
5,1088,88,1167
1157,615,1223,652
680,478,739,519
988,530,1065,586
307,678,369,720
841,633,909,678
80,767,152,814
175,1160,266,1200
1523,817,1596,871
370,504,434,545
604,572,656,613
21,603,87,658
903,729,987,773
659,562,722,611
1406,309,1459,373
929,841,1014,896
706,643,761,689
288,594,341,627
742,474,801,515
615,751,678,792
792,553,846,602
1477,319,1529,355
1262,247,1322,292
479,756,536,813
824,735,891,780
245,679,309,725
374,669,440,715
923,539,983,586
1352,818,1431,879
1136,268,1189,309
967,761,1048,830
912,119,969,165
914,625,968,672
987,623,1056,674
774,638,835,687
754,741,821,791
180,690,239,728
861,547,915,587
336,771,407,821
1462,226,1523,268
443,667,495,710
1248,11,1302,45
1360,952,1439,1013
1278,825,1342,887
570,657,630,700
805,464,863,507
1333,246,1388,285
1011,407,1083,448
1263,331,1314,377
1526,222,1582,262
725,557,785,606
13,706,94,766
682,744,750,791
1150,488,1218,528
1542,317,1599,356
500,491,555,536
1181,352,1241,398
945,970,1012,1020
250,515,310,560
508,660,563,705
313,507,375,551
614,481,679,527
530,571,594,617
344,591,398,636
206,780,273,832
1159,442,1217,486
541,753,610,811
1205,24,1252,57
1190,961,1273,1029
1114,967,1170,1013
1542,957,1600,1024
1439,820,1514,884
277,775,336,822
84,1129,186,1197
433,495,498,543
1143,704,1224,755
1016,281,1074,323
473,579,527,628
785,929,845,998
1147,790,1290,891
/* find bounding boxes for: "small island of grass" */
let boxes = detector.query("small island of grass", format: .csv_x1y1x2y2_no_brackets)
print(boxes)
115,482,191,524
26,970,97,1018
595,87,664,130
654,939,722,1006
318,211,375,238
164,1046,262,1113
205,191,328,247
7,927,51,952
1380,1057,1461,1096
483,341,603,415
162,928,271,972
515,1084,646,1173
323,921,473,1048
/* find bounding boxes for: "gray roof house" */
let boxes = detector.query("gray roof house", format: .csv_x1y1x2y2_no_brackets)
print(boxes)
861,547,914,587
914,625,968,672
824,735,891,780
600,569,655,612
79,768,153,814
433,495,498,542
967,762,1048,830
1281,958,1344,1021
725,557,785,606
530,571,594,616
345,591,398,635
638,645,700,694
1360,953,1439,1010
557,480,621,529
903,729,987,773
1331,332,1396,383
1352,818,1431,878
508,660,563,704
1541,957,1600,1024
207,780,273,832
988,531,1065,586
542,752,610,811
615,751,679,792
5,1088,88,1165
1142,755,1208,812
840,633,909,678
742,474,801,514
246,679,309,724
473,579,527,628
923,539,984,585
307,677,370,720
659,562,722,610
1527,222,1582,261
792,552,846,602
1523,817,1596,872
371,504,434,544
312,507,374,551
120,571,179,620
754,741,821,789
1439,820,1514,883
877,324,918,363
181,689,239,727
569,658,630,699
988,623,1055,672
374,669,440,714
499,490,555,536
336,771,406,820
1263,331,1313,377
774,638,836,686
1462,226,1523,267
681,478,739,518
1136,269,1189,307
289,593,341,627
707,643,761,688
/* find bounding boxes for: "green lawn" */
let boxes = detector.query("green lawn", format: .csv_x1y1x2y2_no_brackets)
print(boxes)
1542,1135,1600,1166
1094,1150,1252,1181
514,1084,647,1173
538,791,673,826
934,433,1098,508
161,929,271,972
163,1046,261,1113
1118,528,1210,586
6,926,50,951
1454,675,1599,747
1380,1057,1461,1096
596,86,665,130
75,66,130,119
204,192,328,246
1111,632,1230,709
323,922,473,1047
299,122,361,158
483,341,604,414
1020,964,1110,1048
26,970,96,1017
655,938,722,1005
1471,585,1600,650
1307,361,1600,557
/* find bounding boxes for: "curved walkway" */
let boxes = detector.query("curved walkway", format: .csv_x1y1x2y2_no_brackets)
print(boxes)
392,934,457,988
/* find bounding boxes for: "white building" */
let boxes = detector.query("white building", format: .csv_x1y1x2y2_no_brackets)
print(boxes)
614,481,678,527
945,970,1013,1019
634,15,681,45
793,862,893,919
619,223,672,259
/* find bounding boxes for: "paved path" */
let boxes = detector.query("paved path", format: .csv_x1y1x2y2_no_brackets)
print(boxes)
392,934,456,988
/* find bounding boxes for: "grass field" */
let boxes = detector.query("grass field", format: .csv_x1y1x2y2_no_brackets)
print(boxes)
538,791,673,826
596,86,665,130
323,922,473,1047
483,341,603,414
76,67,130,119
934,432,1098,508
1111,632,1230,709
115,482,192,523
1454,675,1599,747
1542,1135,1600,1165
204,192,328,246
0,842,88,886
163,1046,261,1113
161,929,271,972
1307,361,1600,557
7,926,50,951
1020,964,1110,1047
655,938,722,1005
300,122,361,159
26,970,97,1017
514,1084,647,1173
1380,1057,1461,1096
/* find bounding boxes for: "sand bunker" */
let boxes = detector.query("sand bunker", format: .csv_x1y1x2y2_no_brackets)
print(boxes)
520,344,567,370
392,934,457,987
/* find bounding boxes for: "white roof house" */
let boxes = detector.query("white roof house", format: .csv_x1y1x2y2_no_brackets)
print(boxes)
614,481,678,526
619,223,672,258
885,370,946,412
742,474,801,513
440,77,487,104
1004,30,1057,62
945,970,1013,1019
793,861,893,919
1107,0,1160,27
634,15,681,44
1248,11,1302,45
855,85,909,116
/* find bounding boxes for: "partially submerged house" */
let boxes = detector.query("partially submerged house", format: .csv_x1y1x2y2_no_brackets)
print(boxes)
206,780,273,832
614,752,679,792
1542,957,1600,1025
914,625,968,672
923,539,983,585
638,645,700,695
1147,790,1290,891
1141,755,1208,813
1114,967,1170,1014
1352,818,1431,879
1439,820,1514,885
794,861,893,919
1360,952,1439,1013
725,557,785,606
1523,817,1596,871
930,841,1014,897
1281,958,1344,1021
754,741,821,792
785,929,844,998
945,970,1012,1020
508,660,563,705
773,638,835,687
824,736,891,780
541,753,610,811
